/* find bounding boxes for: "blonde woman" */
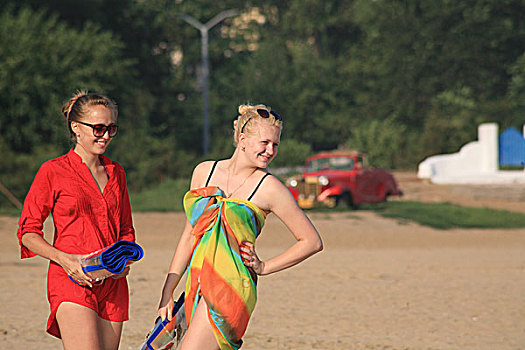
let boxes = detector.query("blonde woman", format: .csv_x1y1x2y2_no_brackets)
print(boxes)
158,104,323,349
17,91,135,350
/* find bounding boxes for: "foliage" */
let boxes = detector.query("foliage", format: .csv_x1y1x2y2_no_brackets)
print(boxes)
269,138,312,168
0,6,134,154
0,0,524,208
0,136,61,207
346,0,525,161
419,87,479,156
372,201,525,230
0,206,21,217
343,118,408,169
507,52,525,109
309,200,525,229
130,178,189,212
109,130,189,192
0,6,136,204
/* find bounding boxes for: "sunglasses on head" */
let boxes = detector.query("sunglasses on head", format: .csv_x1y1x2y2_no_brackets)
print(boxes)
241,108,282,133
256,108,282,121
76,121,119,138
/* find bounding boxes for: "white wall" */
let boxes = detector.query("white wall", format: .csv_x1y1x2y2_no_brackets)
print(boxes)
479,123,498,173
417,123,525,184
418,123,498,179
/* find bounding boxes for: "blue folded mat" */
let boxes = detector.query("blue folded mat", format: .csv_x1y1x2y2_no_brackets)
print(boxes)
69,240,144,284
83,240,144,274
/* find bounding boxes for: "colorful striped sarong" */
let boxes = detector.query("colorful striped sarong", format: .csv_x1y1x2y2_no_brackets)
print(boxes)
184,186,266,349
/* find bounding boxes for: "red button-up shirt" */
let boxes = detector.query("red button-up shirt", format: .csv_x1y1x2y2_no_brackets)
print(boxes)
17,149,135,258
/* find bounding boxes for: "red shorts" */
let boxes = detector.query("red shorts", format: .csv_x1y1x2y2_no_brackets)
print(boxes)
46,262,129,338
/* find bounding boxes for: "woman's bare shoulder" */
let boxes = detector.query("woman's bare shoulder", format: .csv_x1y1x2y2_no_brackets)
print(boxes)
194,160,216,174
259,173,294,201
264,173,286,188
191,160,219,188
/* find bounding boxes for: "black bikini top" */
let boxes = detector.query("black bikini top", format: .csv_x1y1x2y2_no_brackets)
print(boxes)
205,160,271,201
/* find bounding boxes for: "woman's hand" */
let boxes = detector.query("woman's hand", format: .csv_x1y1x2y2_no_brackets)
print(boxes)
111,266,130,279
158,293,175,321
57,252,93,287
21,233,95,286
240,241,265,275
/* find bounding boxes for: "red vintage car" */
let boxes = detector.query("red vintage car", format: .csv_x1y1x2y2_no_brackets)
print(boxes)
286,151,402,209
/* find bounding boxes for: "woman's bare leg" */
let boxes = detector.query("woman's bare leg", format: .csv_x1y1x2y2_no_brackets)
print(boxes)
180,299,219,350
56,302,123,350
56,302,102,350
98,318,123,350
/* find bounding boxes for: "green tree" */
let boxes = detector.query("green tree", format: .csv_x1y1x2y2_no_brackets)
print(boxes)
213,1,360,149
420,87,479,156
0,6,135,205
507,52,525,110
344,118,408,169
346,0,524,164
269,138,312,168
2,0,524,202
0,6,134,154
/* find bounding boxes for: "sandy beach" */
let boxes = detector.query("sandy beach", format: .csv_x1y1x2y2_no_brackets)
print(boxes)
1,172,524,349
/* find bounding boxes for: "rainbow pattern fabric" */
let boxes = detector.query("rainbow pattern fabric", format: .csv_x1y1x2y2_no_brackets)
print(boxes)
183,186,266,349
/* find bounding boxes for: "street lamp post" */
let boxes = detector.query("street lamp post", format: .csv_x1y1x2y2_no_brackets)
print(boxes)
180,9,238,155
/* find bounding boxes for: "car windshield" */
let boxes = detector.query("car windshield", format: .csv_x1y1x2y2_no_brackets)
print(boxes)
306,157,354,171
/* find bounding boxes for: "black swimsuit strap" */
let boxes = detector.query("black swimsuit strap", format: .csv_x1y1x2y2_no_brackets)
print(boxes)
247,173,271,201
205,160,219,187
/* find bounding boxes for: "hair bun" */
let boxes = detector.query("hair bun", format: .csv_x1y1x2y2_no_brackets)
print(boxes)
62,90,89,120
238,105,250,115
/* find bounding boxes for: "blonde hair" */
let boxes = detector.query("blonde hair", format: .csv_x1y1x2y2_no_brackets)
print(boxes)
233,104,283,146
61,90,118,142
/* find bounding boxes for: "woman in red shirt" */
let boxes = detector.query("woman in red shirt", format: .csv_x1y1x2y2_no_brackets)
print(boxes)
17,91,136,350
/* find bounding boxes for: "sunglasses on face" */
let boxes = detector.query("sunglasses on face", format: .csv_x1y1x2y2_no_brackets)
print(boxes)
76,121,119,137
241,109,282,133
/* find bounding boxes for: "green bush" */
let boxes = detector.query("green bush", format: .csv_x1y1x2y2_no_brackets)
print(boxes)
344,118,407,169
0,6,134,154
0,5,134,208
130,178,190,212
270,138,312,168
0,137,61,208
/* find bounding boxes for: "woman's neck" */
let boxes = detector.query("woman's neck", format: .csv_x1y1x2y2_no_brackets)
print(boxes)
224,150,259,198
228,149,257,176
74,145,100,169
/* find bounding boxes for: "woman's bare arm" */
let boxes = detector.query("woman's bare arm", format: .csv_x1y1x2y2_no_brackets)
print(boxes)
241,176,323,275
21,233,93,286
157,161,213,320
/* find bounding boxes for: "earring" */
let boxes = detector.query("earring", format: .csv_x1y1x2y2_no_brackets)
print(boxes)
242,146,246,152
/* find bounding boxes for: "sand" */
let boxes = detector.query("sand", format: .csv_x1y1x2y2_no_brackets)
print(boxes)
1,172,524,349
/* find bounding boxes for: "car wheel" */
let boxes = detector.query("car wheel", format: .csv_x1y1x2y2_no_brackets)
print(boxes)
337,192,355,209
